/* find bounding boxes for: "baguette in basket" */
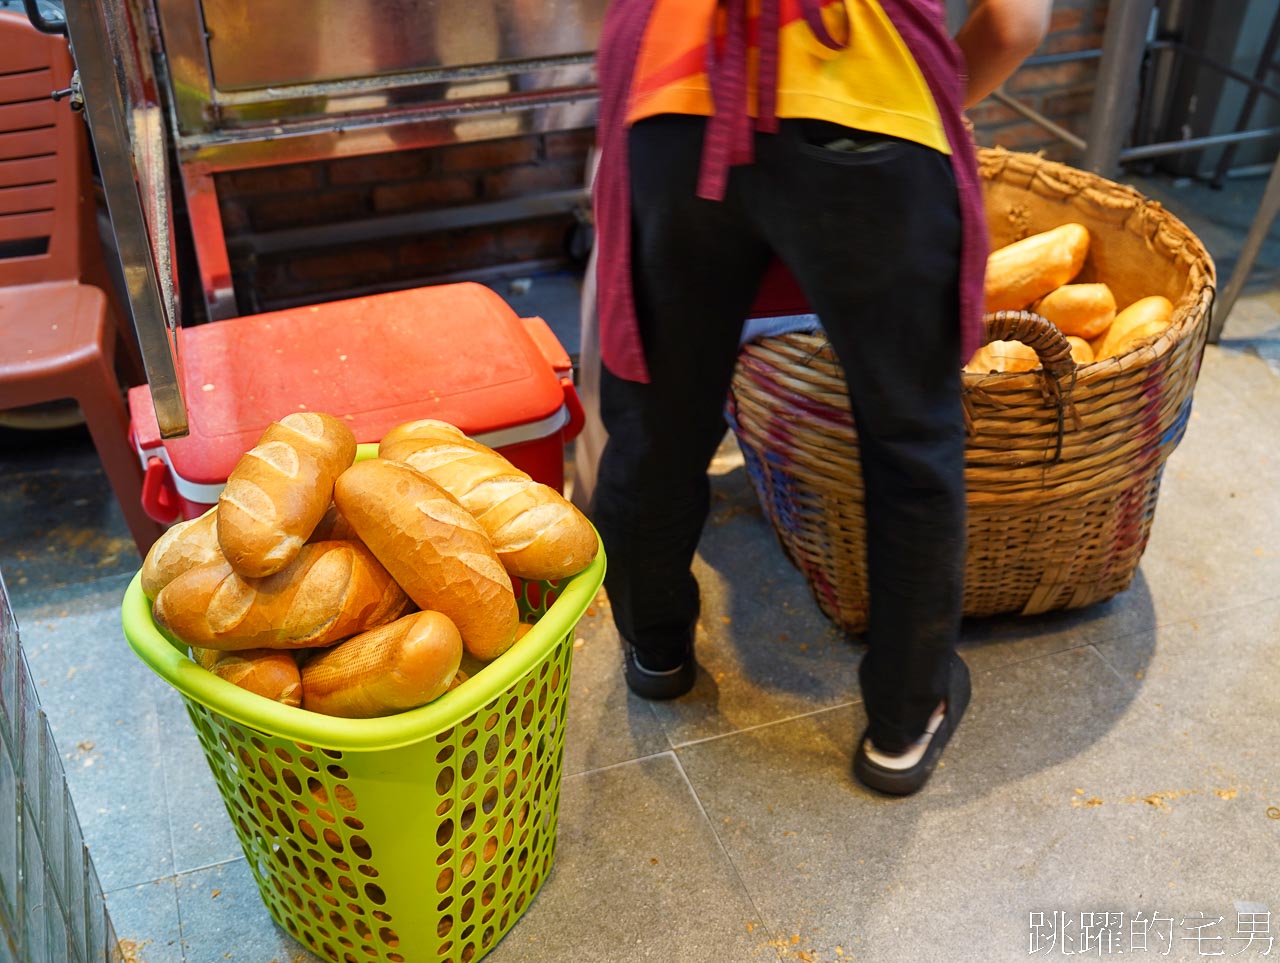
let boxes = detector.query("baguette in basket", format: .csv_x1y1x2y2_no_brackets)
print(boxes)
300,610,463,718
379,419,598,581
140,509,222,598
334,458,521,661
153,540,411,651
191,646,302,706
218,412,358,578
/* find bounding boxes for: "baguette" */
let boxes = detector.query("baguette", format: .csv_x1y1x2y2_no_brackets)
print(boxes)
141,509,222,599
985,223,1090,312
964,339,1039,374
334,458,520,661
1032,283,1116,339
308,502,358,543
300,611,462,718
1092,295,1174,360
1066,336,1095,366
153,540,411,651
379,419,598,580
192,646,302,707
218,412,357,578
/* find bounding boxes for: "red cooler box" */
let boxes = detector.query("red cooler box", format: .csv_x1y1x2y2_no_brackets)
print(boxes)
129,282,584,524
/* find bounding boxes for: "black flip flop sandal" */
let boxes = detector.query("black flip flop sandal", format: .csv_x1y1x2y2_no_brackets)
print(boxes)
853,654,971,796
623,642,697,700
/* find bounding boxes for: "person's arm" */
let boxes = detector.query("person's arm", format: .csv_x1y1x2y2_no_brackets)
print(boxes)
953,0,1053,109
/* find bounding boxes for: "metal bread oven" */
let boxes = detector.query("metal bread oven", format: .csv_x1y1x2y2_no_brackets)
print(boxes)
53,0,606,436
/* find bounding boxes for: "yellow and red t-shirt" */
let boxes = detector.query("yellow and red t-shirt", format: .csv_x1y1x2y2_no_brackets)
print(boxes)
626,0,949,155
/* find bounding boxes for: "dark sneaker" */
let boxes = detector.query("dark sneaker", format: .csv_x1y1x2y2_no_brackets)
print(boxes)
853,654,971,796
622,642,697,700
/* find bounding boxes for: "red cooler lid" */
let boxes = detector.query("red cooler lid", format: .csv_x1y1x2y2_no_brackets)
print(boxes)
161,283,566,485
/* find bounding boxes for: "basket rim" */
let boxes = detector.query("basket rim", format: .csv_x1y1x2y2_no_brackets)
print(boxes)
122,536,606,754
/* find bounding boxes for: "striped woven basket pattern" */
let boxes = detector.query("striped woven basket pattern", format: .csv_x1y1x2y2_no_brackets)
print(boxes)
727,148,1216,634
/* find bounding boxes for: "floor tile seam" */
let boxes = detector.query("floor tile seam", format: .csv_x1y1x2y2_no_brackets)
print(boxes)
1086,642,1133,687
1084,591,1280,651
102,872,182,898
560,747,680,782
665,698,860,752
156,703,187,909
961,635,1095,674
667,749,787,963
101,856,248,892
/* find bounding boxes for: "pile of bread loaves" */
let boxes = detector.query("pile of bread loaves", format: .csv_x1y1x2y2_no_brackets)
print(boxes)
140,413,598,719
967,222,1176,374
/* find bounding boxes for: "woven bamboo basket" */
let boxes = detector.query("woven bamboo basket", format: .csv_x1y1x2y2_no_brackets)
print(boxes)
727,148,1215,634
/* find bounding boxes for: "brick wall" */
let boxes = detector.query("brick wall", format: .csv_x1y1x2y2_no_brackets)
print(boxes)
970,0,1109,161
216,129,594,313
214,4,1106,310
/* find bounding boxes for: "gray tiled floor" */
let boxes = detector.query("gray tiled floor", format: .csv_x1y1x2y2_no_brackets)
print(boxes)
3,169,1280,963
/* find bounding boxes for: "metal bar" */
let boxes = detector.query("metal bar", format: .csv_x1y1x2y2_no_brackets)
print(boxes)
989,89,1087,152
1210,10,1280,187
1118,125,1280,162
1209,154,1280,342
1148,40,1280,106
61,0,187,437
256,257,569,314
212,53,597,108
1082,0,1157,175
179,84,599,154
230,188,590,257
1019,49,1103,68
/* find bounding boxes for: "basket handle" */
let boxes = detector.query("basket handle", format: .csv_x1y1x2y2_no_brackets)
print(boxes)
972,310,1080,463
980,309,1077,382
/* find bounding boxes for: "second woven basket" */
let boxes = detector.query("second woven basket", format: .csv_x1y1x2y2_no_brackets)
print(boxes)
727,148,1215,634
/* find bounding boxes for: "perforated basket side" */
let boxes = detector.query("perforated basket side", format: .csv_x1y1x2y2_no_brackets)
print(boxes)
178,577,576,963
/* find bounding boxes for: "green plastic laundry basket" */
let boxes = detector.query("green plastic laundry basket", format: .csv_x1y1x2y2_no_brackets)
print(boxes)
122,446,605,963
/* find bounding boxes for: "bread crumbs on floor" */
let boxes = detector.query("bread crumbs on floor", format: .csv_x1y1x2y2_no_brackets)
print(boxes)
211,888,221,898
116,939,150,963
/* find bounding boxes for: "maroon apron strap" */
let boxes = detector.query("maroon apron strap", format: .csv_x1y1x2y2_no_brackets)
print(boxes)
697,0,849,201
799,0,848,50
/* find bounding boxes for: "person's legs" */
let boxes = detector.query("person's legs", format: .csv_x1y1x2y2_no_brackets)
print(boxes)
593,115,772,698
749,121,968,764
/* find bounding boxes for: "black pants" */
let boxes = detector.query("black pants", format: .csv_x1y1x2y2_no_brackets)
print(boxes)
593,115,966,752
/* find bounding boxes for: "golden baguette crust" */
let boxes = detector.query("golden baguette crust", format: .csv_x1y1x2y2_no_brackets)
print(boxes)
1033,282,1116,340
191,646,303,706
218,412,358,578
379,419,597,580
985,223,1090,312
334,458,520,661
1092,295,1174,360
301,610,463,718
154,540,411,651
141,509,222,599
309,502,359,543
